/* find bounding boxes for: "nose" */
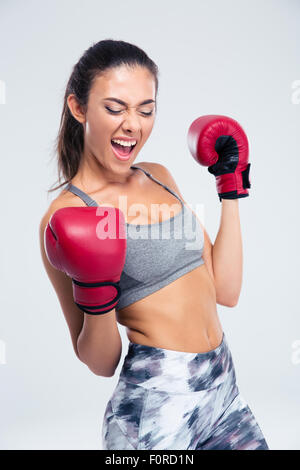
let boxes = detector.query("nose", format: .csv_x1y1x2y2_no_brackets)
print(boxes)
121,109,142,135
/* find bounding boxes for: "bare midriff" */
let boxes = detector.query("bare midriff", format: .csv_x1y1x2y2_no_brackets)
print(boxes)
116,263,224,354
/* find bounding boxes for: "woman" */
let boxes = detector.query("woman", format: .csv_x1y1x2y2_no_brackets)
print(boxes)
39,39,269,450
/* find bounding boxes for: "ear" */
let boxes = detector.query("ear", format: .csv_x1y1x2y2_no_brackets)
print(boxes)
67,94,86,124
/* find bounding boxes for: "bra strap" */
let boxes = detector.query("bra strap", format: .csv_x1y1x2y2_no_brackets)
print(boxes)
65,167,184,208
65,183,98,207
131,166,184,207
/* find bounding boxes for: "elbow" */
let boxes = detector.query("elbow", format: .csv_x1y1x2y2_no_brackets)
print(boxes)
226,298,239,308
79,350,120,377
78,356,116,377
215,283,241,308
216,295,239,308
88,365,116,377
228,292,241,307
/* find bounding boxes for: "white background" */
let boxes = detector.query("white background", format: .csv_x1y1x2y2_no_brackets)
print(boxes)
0,0,299,450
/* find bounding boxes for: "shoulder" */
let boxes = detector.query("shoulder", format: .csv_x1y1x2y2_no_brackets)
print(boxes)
39,191,79,237
135,161,170,177
134,162,185,200
39,198,63,240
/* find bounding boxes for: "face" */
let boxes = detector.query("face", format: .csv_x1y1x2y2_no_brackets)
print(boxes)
68,65,156,172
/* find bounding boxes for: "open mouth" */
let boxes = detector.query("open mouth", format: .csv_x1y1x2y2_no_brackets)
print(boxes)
111,140,137,159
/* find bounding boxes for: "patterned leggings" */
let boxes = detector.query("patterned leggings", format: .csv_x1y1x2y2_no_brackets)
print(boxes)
102,332,269,450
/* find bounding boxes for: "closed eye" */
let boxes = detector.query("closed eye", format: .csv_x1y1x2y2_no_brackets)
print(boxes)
105,106,153,116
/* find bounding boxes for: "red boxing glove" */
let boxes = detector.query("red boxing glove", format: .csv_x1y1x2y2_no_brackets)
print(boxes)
187,115,251,201
44,206,127,314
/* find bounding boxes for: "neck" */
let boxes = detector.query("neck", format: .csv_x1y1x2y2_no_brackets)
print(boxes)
71,150,135,193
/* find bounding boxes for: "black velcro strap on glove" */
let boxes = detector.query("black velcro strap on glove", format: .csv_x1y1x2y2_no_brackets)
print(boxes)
72,279,121,314
242,163,251,189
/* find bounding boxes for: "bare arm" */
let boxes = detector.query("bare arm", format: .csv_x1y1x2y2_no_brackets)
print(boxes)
39,201,122,377
77,311,122,377
211,199,242,307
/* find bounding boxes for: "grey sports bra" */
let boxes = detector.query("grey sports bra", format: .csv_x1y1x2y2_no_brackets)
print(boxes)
65,165,205,310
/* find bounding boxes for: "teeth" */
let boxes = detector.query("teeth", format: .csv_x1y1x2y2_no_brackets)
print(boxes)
111,139,136,147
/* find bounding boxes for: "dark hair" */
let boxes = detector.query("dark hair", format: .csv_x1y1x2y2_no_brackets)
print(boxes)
48,39,159,193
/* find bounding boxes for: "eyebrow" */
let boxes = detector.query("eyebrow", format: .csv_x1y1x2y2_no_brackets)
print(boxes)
103,97,155,106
